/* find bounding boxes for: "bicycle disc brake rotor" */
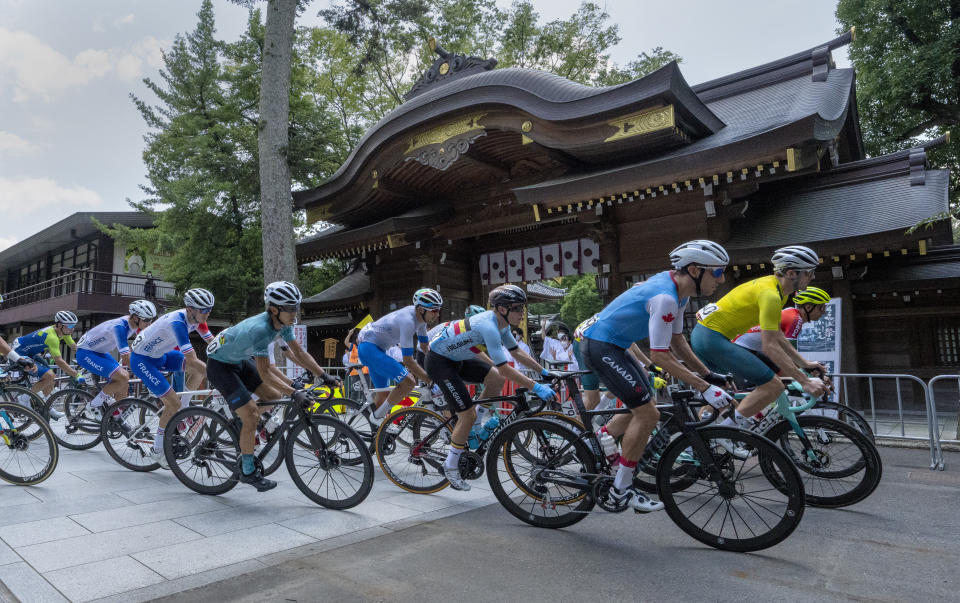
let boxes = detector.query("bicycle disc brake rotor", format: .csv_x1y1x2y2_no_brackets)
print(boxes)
458,450,483,480
593,476,629,513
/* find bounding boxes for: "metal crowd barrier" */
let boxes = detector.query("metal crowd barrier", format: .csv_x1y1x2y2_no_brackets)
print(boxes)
927,375,959,471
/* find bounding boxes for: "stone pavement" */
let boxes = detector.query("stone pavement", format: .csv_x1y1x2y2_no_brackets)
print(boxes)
0,445,494,602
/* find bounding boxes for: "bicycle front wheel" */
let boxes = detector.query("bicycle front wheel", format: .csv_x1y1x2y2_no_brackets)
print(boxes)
285,415,373,509
0,385,49,437
45,388,102,450
805,401,875,443
486,417,596,529
166,406,240,495
99,397,162,472
0,402,59,485
658,427,806,553
314,397,375,445
763,415,882,508
375,406,451,494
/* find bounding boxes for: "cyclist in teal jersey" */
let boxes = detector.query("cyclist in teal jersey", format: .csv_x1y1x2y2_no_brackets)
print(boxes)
205,281,340,491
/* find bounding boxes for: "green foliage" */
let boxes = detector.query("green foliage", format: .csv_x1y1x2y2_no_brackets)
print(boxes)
559,275,602,327
837,0,960,232
299,260,348,297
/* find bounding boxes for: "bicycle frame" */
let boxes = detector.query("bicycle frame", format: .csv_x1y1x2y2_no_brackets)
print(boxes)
734,383,821,463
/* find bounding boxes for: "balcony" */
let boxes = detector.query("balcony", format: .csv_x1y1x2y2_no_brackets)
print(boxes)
0,270,177,325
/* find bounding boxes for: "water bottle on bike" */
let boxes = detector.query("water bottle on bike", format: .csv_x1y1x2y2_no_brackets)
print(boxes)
478,415,500,443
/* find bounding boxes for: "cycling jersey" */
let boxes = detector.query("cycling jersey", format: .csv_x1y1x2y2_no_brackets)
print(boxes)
77,317,135,355
206,312,295,365
697,275,788,339
13,326,75,358
429,310,517,365
130,310,206,359
580,271,689,351
358,305,428,356
733,308,804,352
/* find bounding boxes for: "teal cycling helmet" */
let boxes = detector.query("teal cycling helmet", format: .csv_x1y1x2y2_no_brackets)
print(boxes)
465,304,485,318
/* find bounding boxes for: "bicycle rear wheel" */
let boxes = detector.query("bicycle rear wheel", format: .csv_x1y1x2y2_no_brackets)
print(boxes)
285,414,373,509
0,402,59,485
166,406,241,495
45,388,102,450
762,415,881,508
0,385,48,430
658,427,805,552
99,397,161,471
486,417,596,529
314,397,375,446
374,406,451,494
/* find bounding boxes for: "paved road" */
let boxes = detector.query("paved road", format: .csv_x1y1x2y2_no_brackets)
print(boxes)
159,447,959,603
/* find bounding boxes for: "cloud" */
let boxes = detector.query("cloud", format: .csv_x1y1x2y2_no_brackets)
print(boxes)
0,236,18,253
0,131,40,157
0,28,167,100
114,14,135,27
0,177,103,210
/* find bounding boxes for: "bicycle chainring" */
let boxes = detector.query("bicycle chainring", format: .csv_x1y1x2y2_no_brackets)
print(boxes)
458,450,484,480
593,476,629,513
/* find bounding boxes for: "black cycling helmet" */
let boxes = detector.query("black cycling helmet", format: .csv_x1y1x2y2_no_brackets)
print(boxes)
488,284,527,307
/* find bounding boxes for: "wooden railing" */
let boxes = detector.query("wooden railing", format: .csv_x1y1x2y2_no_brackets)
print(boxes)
1,269,176,309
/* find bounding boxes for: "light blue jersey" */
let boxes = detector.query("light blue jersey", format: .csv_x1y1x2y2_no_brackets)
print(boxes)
207,312,295,365
581,270,689,350
429,310,518,365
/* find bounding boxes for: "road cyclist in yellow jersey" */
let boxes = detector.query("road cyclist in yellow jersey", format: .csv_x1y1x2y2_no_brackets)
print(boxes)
692,245,829,437
11,311,84,418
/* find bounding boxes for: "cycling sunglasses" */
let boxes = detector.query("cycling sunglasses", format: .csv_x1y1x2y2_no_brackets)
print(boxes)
506,303,525,313
194,306,213,314
276,304,300,313
699,266,726,278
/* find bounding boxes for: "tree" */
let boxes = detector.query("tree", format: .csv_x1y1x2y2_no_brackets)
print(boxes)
836,0,960,230
559,275,602,327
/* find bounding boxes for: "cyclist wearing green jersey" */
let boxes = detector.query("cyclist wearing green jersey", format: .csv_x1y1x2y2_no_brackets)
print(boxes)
692,246,829,430
205,281,340,491
12,311,83,401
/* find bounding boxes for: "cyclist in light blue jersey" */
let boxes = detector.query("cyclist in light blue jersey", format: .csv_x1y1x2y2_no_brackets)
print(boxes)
77,300,157,415
579,240,734,512
426,284,558,491
206,281,340,491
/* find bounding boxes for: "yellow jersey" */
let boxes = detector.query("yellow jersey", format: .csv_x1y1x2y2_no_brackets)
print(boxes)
697,275,789,339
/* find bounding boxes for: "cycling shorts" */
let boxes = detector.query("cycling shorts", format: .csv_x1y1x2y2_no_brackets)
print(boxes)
76,349,122,380
691,324,775,386
571,339,599,391
130,350,185,397
579,337,651,408
27,354,52,378
424,350,493,413
357,341,409,389
206,358,263,410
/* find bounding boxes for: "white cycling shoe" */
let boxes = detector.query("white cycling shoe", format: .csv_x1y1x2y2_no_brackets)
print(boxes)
609,486,664,513
440,464,471,491
148,448,169,469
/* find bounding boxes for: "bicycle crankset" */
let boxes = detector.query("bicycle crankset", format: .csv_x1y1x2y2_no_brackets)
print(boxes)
593,476,629,513
458,450,484,480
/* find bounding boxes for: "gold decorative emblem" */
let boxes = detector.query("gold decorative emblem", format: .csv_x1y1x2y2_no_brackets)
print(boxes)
603,105,675,143
306,203,332,225
405,112,487,154
521,120,532,132
387,233,408,248
439,62,450,75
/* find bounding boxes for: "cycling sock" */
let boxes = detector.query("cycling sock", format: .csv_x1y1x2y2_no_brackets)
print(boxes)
179,393,193,408
241,454,255,475
373,401,390,419
444,440,466,470
614,456,638,491
599,392,617,410
89,390,111,408
154,427,165,452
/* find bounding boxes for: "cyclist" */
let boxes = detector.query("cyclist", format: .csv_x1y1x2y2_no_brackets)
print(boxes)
427,284,558,491
578,240,735,512
76,300,157,416
573,312,655,411
12,311,83,412
205,281,340,491
0,296,36,373
129,288,215,468
357,288,441,424
733,286,830,378
692,245,828,431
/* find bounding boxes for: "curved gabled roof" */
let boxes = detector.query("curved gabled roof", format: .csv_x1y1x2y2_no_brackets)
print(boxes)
293,61,724,209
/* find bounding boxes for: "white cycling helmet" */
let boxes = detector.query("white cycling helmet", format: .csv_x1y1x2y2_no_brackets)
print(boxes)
55,310,78,325
669,240,730,268
772,245,819,271
412,288,443,309
183,288,215,309
129,299,157,320
264,281,302,306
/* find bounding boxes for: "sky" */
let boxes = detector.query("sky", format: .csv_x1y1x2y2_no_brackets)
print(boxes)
0,0,849,252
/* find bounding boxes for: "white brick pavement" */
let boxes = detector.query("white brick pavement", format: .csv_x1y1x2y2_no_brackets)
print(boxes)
0,444,494,602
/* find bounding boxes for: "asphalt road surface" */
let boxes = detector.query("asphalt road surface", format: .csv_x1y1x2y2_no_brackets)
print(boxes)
159,447,959,603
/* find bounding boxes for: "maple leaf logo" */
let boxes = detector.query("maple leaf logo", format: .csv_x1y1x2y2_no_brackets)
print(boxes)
662,313,675,323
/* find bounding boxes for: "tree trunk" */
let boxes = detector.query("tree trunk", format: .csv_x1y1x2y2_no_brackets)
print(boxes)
259,0,299,285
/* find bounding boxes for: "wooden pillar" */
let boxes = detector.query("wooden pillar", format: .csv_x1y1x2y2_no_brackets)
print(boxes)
598,220,621,301
833,278,859,374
